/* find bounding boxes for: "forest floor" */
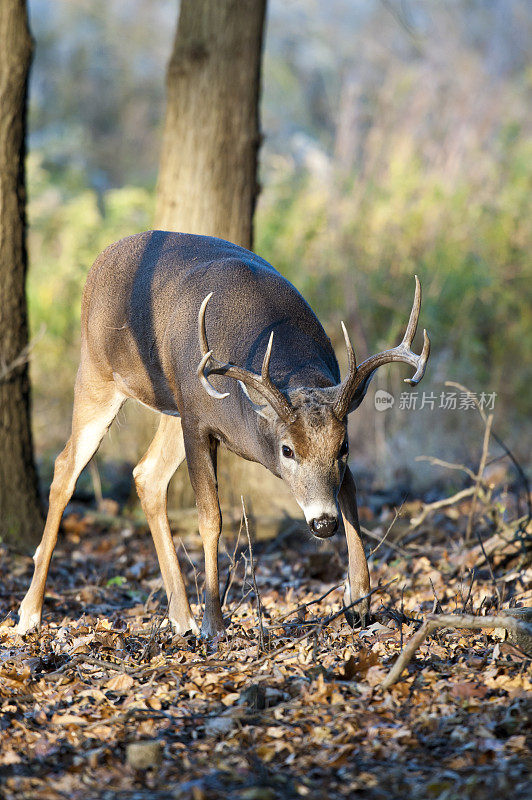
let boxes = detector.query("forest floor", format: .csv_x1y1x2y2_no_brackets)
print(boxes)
0,490,530,800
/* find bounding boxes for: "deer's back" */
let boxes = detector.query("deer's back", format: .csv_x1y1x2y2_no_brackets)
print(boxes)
82,231,339,414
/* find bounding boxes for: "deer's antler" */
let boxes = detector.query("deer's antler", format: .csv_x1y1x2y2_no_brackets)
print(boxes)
197,293,296,423
333,276,430,419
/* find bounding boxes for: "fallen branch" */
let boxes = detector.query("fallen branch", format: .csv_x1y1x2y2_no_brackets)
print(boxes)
382,611,532,690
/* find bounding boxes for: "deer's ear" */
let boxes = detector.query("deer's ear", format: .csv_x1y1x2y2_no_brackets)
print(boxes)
346,372,376,413
238,382,276,420
324,371,376,417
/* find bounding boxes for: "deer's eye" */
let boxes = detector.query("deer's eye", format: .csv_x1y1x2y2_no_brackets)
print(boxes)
281,445,294,459
339,439,348,458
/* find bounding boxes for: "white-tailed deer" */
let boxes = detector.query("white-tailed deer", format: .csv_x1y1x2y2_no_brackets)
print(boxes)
18,231,429,637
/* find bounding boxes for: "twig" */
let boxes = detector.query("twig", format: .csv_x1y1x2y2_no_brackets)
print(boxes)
399,587,405,651
475,530,501,610
429,577,442,614
361,525,409,557
381,612,532,689
490,430,532,536
461,569,476,613
177,536,201,612
221,511,244,608
311,579,398,660
465,412,493,542
368,501,405,557
226,587,253,620
444,381,488,424
410,487,475,528
416,455,477,482
242,496,266,652
76,655,127,673
270,582,344,627
138,595,170,663
252,580,397,667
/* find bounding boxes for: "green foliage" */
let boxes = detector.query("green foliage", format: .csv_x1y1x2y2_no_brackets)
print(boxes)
106,575,127,588
26,126,531,463
27,154,154,443
256,133,532,418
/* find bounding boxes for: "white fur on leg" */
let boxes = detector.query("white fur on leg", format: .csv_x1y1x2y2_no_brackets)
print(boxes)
17,605,41,635
169,614,200,636
343,578,352,608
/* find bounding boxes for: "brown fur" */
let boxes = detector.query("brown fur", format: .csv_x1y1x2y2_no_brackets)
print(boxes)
18,232,372,638
288,404,345,462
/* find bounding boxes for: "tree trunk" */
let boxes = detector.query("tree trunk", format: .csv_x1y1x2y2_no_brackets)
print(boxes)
155,0,266,249
0,0,43,549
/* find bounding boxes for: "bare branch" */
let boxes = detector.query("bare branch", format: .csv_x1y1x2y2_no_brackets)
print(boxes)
410,487,475,528
416,455,477,482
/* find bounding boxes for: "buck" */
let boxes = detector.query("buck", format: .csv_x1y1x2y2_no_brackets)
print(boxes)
18,231,429,637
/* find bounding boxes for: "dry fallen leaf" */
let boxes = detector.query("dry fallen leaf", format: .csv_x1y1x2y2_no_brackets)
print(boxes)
105,673,135,692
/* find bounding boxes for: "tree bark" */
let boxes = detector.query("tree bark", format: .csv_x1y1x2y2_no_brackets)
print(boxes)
0,0,43,549
155,0,266,249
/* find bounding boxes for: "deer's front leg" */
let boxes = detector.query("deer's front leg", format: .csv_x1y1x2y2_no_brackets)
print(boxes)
183,428,225,638
338,466,370,626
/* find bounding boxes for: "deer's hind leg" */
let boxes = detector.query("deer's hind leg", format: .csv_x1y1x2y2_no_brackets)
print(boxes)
133,415,199,635
18,370,125,634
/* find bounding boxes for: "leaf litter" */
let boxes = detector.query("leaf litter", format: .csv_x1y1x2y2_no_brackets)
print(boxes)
0,493,530,800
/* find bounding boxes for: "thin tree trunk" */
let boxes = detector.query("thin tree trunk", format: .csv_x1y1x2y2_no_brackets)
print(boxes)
155,0,266,249
0,0,43,549
155,0,267,511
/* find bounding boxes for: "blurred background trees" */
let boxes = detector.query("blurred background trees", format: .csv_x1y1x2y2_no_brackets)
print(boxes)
0,0,43,547
23,0,532,507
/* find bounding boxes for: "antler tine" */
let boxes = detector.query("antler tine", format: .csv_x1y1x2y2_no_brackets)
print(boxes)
198,292,213,355
404,328,430,385
340,320,357,375
197,350,229,400
261,332,275,384
196,294,296,422
333,276,430,418
402,274,421,347
331,322,358,419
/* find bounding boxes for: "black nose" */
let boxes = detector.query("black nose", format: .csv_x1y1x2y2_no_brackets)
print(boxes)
310,515,338,539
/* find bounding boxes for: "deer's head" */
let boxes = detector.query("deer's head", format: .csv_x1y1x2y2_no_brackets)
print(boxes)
197,279,429,539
